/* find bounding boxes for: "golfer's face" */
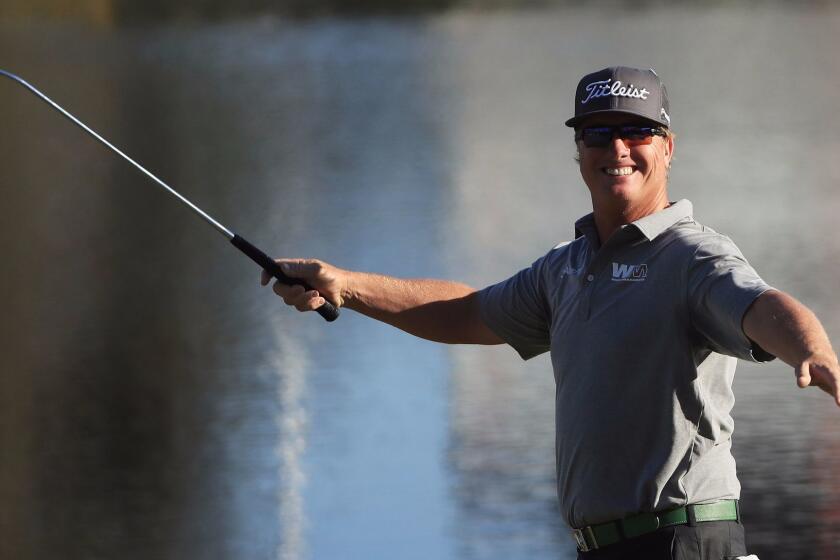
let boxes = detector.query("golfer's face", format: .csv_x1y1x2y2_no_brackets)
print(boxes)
576,113,673,209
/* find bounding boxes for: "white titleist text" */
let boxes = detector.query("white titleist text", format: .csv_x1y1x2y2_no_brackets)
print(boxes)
582,79,650,105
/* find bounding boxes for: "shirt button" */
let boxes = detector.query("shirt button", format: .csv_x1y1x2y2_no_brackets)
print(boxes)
586,274,595,282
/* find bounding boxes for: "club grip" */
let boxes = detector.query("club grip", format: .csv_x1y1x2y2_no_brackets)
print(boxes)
230,234,340,322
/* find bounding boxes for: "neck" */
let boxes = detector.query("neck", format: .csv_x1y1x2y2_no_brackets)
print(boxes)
592,194,669,245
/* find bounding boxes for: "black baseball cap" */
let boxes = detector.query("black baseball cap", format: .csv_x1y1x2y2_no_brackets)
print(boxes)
565,66,670,129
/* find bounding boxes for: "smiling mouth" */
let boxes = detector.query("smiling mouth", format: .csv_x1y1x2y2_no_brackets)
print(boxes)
603,167,635,176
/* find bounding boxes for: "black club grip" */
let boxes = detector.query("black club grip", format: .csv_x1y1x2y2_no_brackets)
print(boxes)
230,234,340,322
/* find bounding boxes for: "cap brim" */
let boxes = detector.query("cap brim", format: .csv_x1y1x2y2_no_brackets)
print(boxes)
565,109,668,129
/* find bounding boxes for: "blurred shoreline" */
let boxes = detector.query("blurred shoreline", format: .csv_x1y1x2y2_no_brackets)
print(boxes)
2,0,837,26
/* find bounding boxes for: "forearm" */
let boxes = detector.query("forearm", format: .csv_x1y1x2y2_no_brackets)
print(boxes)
263,259,503,345
742,289,840,405
342,272,501,345
743,290,835,367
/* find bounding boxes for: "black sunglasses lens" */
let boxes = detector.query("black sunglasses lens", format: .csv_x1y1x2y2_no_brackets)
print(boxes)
582,127,613,147
619,127,652,140
579,126,661,147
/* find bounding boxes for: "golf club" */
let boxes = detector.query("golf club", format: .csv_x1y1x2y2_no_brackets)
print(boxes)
1,69,339,322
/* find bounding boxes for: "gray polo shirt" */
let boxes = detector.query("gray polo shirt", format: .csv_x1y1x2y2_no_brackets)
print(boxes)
478,200,774,529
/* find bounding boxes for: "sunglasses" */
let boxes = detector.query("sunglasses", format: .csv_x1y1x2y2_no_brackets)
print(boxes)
575,126,667,148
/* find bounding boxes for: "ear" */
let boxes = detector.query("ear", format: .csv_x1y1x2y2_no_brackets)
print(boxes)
664,134,675,166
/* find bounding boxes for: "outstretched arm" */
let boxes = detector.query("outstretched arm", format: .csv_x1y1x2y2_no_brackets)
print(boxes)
743,289,840,406
260,258,504,346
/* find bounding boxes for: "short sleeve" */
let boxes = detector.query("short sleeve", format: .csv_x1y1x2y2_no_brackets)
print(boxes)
687,235,775,362
477,255,552,360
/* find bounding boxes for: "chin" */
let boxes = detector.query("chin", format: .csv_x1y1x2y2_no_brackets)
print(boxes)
601,179,641,200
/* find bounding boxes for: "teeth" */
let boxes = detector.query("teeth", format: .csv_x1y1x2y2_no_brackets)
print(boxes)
604,167,634,176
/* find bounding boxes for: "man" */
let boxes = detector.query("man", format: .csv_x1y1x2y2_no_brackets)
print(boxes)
260,66,839,559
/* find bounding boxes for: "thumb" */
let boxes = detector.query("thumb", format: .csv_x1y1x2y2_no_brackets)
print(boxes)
795,362,811,389
279,259,322,280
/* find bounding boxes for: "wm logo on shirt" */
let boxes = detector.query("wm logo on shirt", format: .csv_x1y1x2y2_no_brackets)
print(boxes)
611,262,648,282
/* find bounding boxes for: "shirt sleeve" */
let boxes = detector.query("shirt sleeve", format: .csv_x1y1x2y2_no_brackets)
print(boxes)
686,234,775,362
477,254,552,360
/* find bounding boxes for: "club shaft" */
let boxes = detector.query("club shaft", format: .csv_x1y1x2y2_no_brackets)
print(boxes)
0,69,234,240
2,69,341,322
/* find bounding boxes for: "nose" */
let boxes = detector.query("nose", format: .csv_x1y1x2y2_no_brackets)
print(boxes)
606,134,631,157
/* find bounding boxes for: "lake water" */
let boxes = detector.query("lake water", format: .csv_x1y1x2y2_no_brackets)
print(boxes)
1,7,839,559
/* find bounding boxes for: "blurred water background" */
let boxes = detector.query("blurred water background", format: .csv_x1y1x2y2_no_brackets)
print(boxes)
1,3,839,559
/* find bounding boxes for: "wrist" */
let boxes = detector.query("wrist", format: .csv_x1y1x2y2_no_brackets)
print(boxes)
340,269,361,308
804,349,839,366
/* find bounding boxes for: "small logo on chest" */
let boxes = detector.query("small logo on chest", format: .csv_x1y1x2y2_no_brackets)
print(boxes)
611,262,648,282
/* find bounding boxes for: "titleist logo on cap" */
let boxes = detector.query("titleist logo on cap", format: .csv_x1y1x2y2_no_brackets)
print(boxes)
581,79,650,105
565,66,670,129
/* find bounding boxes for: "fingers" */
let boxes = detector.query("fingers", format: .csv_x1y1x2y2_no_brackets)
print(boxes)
817,365,840,407
271,282,325,312
261,260,294,286
795,362,811,389
260,257,336,312
796,361,840,407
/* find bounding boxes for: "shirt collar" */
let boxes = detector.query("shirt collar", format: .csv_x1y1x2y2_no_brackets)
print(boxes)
574,199,694,244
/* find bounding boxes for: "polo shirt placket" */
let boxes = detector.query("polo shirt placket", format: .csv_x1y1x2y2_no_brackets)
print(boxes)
574,224,652,322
